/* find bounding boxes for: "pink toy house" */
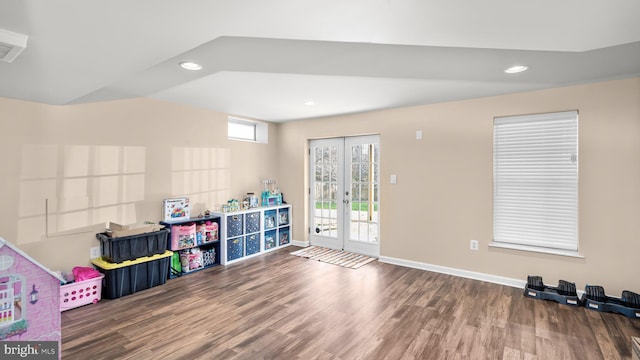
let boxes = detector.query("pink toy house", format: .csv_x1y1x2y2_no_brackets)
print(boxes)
0,236,63,358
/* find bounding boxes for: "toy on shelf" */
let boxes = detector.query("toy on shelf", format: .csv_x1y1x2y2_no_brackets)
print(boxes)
163,197,190,222
221,199,240,212
244,193,259,208
261,179,282,207
179,248,203,273
523,275,581,306
195,222,218,245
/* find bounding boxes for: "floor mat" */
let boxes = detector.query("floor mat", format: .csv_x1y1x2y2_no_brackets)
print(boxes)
291,246,376,269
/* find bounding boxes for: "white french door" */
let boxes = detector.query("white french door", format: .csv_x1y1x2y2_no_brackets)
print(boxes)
308,135,380,257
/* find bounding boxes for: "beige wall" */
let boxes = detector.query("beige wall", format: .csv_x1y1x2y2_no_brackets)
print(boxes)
278,77,640,295
0,97,278,272
1,78,638,295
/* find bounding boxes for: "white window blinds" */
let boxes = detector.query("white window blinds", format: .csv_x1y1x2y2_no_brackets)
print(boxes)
493,111,578,252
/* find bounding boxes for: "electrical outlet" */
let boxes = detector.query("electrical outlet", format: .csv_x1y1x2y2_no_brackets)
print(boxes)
90,246,101,259
470,240,479,251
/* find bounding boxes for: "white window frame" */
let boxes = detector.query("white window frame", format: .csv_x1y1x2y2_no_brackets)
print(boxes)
490,111,581,258
227,116,268,144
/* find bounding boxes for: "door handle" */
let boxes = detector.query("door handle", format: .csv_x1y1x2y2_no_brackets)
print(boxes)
343,199,350,205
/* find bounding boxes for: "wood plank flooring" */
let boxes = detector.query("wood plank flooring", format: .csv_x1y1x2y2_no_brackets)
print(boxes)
62,247,640,359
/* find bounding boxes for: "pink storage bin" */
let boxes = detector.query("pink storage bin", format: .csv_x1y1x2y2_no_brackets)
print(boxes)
203,221,218,243
60,274,105,312
179,250,203,273
171,223,196,250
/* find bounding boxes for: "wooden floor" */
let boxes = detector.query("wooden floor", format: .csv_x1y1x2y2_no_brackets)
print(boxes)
62,246,640,359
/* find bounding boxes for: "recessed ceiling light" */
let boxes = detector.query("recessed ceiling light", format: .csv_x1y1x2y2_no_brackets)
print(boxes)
504,65,528,74
304,101,316,106
179,61,202,71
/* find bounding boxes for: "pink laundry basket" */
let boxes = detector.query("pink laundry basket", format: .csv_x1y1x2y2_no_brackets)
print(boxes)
60,274,105,312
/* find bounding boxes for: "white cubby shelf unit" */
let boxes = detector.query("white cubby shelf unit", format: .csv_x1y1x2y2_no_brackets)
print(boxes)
213,204,292,264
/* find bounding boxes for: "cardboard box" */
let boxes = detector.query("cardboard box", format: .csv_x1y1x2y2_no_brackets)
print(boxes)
107,222,163,238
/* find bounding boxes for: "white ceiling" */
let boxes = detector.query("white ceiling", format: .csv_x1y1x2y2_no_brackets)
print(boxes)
1,0,639,122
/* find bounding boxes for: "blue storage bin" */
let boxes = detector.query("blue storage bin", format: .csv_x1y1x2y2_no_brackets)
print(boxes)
264,230,276,250
279,227,290,246
264,210,276,229
227,237,244,261
278,208,289,226
245,211,261,234
227,215,243,238
245,234,260,255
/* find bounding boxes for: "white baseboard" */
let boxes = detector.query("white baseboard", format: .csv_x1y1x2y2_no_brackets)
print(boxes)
291,240,309,247
378,255,586,297
378,255,526,289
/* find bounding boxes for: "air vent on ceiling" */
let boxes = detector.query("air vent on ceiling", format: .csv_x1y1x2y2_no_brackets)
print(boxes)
0,28,28,63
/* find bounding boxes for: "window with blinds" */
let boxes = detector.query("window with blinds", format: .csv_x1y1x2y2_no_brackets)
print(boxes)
492,111,578,254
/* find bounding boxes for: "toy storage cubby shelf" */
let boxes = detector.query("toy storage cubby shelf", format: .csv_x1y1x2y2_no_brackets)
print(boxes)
212,204,291,265
159,215,221,277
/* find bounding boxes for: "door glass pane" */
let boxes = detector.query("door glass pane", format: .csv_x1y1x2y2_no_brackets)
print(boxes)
352,164,360,182
329,183,337,207
312,145,339,239
322,165,330,182
360,163,369,183
351,183,359,202
322,146,329,161
351,145,361,162
348,142,379,244
321,205,329,219
370,206,379,222
361,144,369,162
360,183,369,202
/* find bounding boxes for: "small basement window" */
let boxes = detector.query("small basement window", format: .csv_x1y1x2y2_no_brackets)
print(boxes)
227,117,268,143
